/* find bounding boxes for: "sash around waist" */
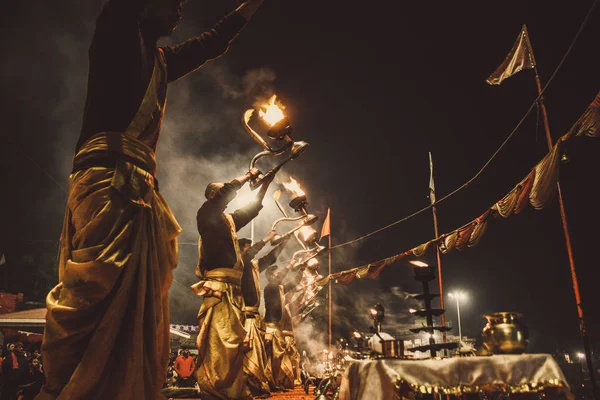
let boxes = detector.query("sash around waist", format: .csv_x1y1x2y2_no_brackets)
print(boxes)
72,132,157,176
243,306,260,314
202,268,242,286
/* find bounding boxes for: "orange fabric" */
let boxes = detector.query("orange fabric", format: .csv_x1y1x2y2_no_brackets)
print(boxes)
174,356,195,378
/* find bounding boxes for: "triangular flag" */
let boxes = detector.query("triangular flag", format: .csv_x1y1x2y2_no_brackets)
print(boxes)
486,25,535,85
320,208,331,239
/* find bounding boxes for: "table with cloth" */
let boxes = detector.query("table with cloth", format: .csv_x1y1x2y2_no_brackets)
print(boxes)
339,354,572,400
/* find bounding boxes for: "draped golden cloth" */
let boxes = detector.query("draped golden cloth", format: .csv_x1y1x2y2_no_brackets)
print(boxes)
37,50,182,400
191,214,251,400
242,259,274,394
243,308,273,394
265,287,296,389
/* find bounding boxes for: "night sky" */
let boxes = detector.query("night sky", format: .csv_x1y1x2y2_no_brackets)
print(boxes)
1,0,599,355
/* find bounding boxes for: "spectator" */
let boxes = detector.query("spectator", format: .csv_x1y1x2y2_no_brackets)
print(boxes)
1,342,27,400
20,357,45,400
173,349,195,388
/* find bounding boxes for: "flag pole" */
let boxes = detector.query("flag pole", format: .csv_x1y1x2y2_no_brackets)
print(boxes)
429,153,446,344
524,27,597,395
328,212,333,352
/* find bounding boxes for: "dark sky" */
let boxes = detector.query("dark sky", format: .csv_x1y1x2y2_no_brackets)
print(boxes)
1,1,599,354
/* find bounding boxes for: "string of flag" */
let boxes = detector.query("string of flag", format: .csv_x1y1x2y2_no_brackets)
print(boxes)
315,89,599,287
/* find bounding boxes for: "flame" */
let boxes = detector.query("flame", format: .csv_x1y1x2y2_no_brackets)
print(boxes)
282,177,305,197
258,95,285,126
409,308,417,313
370,308,378,316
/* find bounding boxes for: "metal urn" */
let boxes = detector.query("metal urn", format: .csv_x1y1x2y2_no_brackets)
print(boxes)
481,312,529,354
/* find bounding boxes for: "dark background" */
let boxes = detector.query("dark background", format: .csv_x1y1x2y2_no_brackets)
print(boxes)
1,0,599,355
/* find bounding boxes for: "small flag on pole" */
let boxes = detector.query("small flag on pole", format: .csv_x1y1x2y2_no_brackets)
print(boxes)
428,152,436,205
320,208,331,239
486,25,535,85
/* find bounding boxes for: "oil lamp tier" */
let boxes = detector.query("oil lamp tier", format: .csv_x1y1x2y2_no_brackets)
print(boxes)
406,261,459,357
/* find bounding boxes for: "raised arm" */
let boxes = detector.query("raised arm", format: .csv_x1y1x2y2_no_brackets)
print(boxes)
197,169,259,232
162,0,265,82
231,172,275,230
245,231,277,260
258,236,291,272
284,265,305,293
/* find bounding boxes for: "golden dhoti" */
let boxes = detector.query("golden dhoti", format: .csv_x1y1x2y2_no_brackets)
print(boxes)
283,330,302,386
266,324,295,389
192,270,251,400
37,133,181,400
243,307,273,394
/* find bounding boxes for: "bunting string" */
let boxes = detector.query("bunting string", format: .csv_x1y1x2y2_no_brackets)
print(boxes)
315,132,580,286
329,0,599,250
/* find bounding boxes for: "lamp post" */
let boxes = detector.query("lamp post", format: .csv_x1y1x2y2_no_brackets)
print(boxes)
448,291,467,345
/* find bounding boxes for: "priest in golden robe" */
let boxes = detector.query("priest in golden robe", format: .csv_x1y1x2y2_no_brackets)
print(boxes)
192,171,276,399
264,260,305,389
36,0,267,399
239,233,291,396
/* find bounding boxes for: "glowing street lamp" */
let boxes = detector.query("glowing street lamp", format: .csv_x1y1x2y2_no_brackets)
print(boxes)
448,291,467,345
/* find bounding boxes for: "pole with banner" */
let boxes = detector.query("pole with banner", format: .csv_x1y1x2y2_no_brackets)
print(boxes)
429,153,446,344
321,208,332,350
487,25,597,395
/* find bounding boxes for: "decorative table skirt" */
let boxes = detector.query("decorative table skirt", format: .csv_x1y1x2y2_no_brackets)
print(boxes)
339,354,572,400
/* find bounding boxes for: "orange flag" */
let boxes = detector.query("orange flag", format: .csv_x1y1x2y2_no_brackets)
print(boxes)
320,208,331,239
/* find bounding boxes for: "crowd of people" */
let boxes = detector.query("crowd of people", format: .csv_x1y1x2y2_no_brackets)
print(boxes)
0,342,45,400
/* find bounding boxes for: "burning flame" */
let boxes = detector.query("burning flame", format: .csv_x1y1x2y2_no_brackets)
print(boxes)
258,95,285,126
369,308,378,316
282,177,305,197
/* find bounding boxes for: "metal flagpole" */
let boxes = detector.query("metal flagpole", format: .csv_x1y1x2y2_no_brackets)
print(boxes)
429,153,446,344
524,27,597,396
328,213,333,351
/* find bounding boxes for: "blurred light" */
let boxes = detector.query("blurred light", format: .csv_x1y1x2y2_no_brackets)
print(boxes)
409,260,429,268
353,331,362,339
409,308,417,314
369,308,378,316
231,189,257,209
577,352,585,360
449,291,467,300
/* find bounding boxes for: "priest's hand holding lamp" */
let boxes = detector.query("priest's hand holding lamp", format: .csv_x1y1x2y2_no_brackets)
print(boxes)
242,95,309,190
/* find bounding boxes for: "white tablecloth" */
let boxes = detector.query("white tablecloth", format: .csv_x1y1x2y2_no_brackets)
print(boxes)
339,354,571,400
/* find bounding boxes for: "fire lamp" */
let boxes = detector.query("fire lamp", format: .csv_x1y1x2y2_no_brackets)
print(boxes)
242,95,309,190
370,303,385,333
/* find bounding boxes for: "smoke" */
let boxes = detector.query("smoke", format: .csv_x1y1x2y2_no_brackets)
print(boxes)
3,0,370,343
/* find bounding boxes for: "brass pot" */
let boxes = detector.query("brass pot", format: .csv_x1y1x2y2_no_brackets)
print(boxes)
381,339,404,358
482,312,529,354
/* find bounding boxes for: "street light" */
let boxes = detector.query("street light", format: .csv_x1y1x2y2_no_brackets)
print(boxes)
448,291,467,345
